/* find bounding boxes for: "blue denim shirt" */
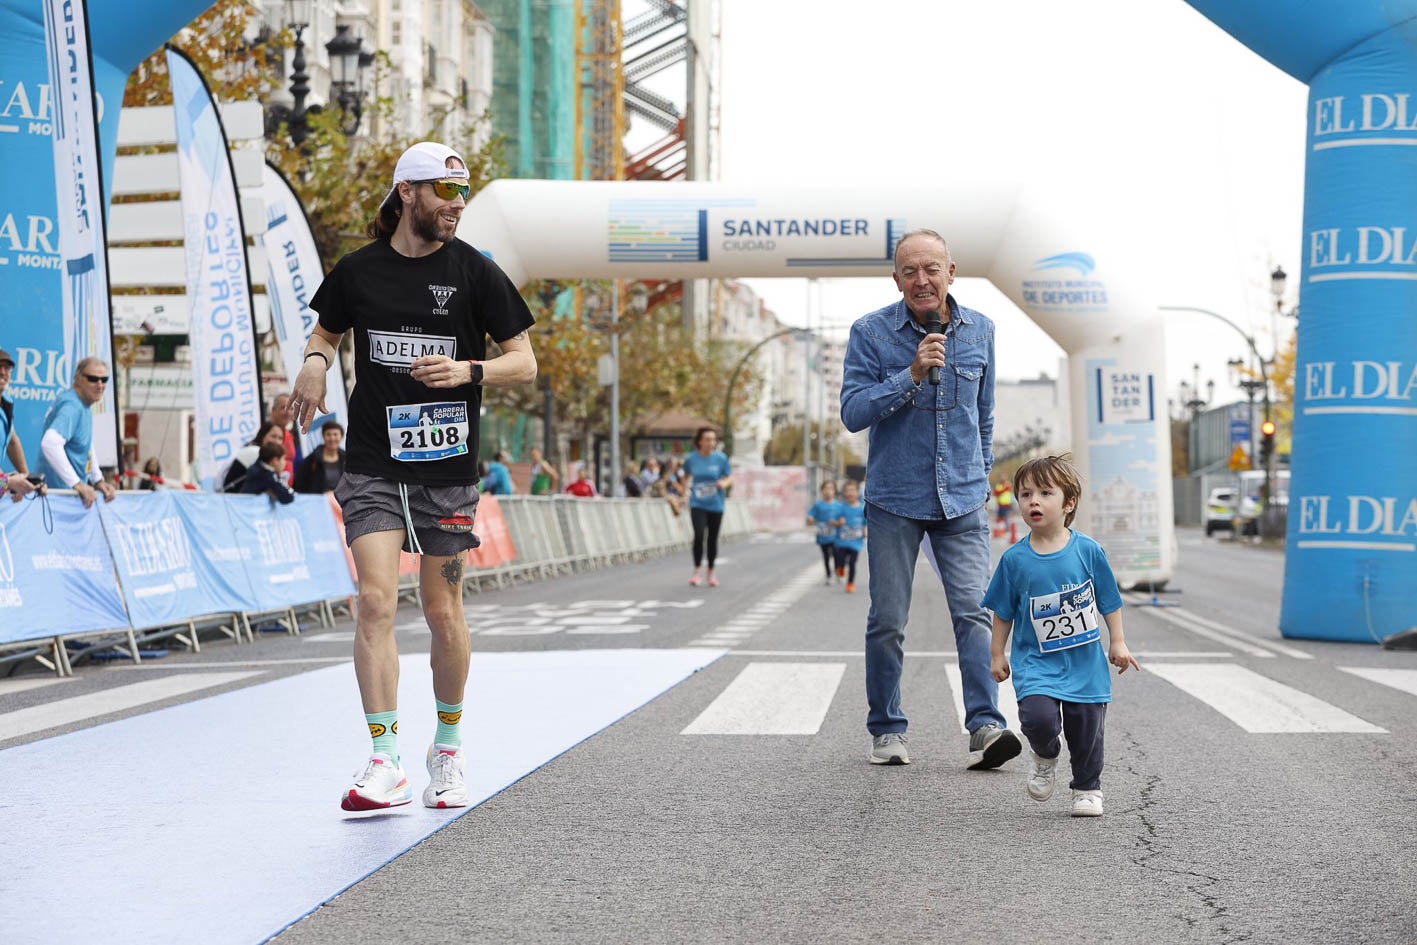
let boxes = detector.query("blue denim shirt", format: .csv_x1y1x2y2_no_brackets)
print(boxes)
840,296,995,520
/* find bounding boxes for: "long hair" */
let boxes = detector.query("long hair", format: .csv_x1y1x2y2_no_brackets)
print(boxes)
366,192,401,240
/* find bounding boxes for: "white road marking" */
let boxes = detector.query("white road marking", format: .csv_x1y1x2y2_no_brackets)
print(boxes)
1127,600,1278,658
945,664,1020,734
1339,667,1417,699
0,676,71,695
1147,663,1386,733
0,672,260,741
682,662,847,735
717,649,1234,659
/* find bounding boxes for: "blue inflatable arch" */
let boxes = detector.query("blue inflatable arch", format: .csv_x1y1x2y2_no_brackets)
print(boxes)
1187,1,1417,642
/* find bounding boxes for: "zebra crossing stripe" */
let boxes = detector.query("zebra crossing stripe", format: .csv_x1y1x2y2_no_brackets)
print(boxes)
0,672,261,742
682,662,847,735
945,665,1021,735
1339,667,1417,699
1147,663,1386,733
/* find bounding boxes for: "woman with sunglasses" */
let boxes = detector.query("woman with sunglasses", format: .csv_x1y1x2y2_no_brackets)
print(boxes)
288,142,538,815
36,356,116,509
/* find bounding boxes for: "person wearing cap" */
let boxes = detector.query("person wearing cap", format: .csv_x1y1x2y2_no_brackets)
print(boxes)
289,141,537,813
0,347,44,502
37,356,116,509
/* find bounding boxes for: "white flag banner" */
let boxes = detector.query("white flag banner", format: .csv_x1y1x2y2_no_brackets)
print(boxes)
43,0,116,466
259,161,349,455
166,46,263,489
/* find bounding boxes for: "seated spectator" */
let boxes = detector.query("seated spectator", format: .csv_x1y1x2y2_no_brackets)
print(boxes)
223,422,284,492
622,461,644,498
240,442,295,504
565,462,597,498
139,457,162,490
293,420,346,494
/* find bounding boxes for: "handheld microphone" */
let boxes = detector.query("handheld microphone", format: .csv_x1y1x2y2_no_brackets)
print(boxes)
926,312,944,385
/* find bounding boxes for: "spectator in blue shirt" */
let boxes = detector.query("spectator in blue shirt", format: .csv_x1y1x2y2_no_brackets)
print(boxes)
840,228,1018,770
0,346,42,502
38,357,116,509
480,449,515,495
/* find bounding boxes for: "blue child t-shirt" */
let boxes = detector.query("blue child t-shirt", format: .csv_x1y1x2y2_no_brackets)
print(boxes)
682,450,731,513
808,498,842,545
980,529,1124,703
835,501,867,552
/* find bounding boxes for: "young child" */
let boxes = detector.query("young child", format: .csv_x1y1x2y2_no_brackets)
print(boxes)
981,455,1139,818
832,480,867,593
806,480,841,585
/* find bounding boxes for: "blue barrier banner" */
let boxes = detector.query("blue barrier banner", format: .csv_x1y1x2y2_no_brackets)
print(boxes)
223,494,355,609
101,491,257,627
0,493,128,644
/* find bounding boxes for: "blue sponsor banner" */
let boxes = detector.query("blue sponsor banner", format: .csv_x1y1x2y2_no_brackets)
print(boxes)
102,491,257,627
0,493,128,644
0,0,214,474
223,493,354,609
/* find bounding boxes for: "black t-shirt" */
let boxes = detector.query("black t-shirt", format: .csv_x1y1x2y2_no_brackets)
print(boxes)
310,238,535,485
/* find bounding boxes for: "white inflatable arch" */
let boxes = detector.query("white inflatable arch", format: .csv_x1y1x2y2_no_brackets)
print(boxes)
460,180,1175,587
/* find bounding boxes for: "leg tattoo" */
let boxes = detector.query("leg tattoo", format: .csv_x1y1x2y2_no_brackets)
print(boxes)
441,556,464,587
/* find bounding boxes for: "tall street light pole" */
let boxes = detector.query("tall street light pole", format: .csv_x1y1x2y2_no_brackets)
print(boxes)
722,327,814,458
1160,304,1279,538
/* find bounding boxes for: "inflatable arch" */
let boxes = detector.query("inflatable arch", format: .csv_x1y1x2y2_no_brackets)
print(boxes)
1185,1,1417,643
459,179,1178,591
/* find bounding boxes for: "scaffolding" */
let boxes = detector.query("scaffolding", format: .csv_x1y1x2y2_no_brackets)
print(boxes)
575,0,625,180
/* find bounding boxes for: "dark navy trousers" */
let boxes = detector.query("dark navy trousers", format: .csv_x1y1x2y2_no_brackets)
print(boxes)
1017,694,1107,791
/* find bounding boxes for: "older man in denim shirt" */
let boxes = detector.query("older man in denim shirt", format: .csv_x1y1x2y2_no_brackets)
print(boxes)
840,229,1021,769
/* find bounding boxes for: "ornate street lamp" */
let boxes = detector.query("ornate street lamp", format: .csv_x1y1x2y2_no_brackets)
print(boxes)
264,1,372,146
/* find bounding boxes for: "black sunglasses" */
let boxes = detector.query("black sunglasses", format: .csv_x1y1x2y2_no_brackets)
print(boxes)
83,374,109,383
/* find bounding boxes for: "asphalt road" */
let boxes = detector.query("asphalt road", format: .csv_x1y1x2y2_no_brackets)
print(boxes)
6,527,1416,944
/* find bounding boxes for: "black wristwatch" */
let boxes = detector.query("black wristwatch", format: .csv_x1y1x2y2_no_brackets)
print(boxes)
468,360,484,385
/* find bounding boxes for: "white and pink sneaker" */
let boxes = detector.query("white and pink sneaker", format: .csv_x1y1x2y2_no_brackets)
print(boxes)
341,753,413,811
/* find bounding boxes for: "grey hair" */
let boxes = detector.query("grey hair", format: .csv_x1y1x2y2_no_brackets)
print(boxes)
892,228,951,269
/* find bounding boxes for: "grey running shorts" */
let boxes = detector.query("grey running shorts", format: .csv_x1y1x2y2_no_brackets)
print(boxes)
334,470,481,556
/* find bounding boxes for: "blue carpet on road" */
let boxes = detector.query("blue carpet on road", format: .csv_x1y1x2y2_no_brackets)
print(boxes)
0,648,721,945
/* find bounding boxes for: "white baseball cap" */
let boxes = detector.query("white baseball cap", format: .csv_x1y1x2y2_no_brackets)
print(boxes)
381,141,468,208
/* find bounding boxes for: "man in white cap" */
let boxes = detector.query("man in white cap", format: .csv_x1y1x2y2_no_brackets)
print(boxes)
289,142,537,813
0,347,43,501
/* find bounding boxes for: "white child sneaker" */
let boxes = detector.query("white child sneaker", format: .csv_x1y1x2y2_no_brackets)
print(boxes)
1027,752,1058,801
1071,789,1104,817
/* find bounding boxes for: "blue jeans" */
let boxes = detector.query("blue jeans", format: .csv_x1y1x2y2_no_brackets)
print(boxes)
864,503,1003,735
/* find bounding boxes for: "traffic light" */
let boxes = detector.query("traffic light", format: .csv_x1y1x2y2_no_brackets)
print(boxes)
1260,419,1277,463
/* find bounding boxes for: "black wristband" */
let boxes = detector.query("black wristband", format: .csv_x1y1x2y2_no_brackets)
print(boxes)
304,351,331,369
468,360,484,385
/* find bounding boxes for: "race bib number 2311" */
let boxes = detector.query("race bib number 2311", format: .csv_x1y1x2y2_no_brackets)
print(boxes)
1028,580,1101,654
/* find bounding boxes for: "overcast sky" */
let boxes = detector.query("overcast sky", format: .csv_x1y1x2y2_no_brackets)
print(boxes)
629,0,1309,405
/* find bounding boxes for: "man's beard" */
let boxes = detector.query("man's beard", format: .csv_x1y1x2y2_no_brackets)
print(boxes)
410,198,455,244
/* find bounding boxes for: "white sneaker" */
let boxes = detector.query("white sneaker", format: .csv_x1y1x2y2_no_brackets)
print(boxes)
1027,752,1058,801
1071,789,1104,817
423,744,468,809
341,753,413,811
